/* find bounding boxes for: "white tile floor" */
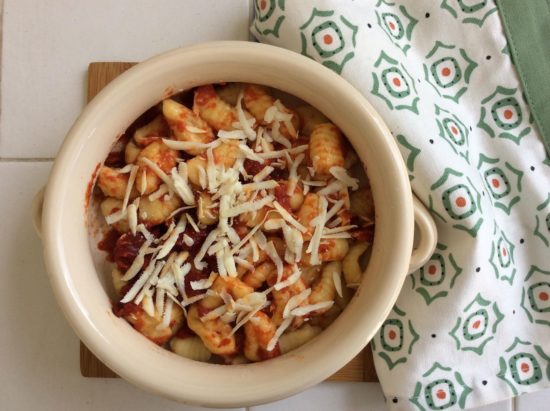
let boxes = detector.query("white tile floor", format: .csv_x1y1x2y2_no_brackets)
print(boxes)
1,0,549,410
0,0,251,159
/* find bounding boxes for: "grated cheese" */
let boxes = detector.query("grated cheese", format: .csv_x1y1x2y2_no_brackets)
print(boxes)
327,217,342,229
208,239,228,256
217,129,246,140
330,166,360,190
302,180,326,187
253,230,268,248
270,122,292,149
182,292,209,307
287,153,305,196
291,301,334,317
142,292,155,317
166,205,196,221
238,144,264,163
140,157,177,194
200,304,227,322
242,180,278,191
221,311,237,323
274,100,297,139
135,261,166,305
323,225,357,235
250,237,260,262
197,164,207,189
230,219,265,255
221,195,274,219
172,258,190,297
226,226,241,245
139,169,147,195
265,241,284,282
161,297,174,328
182,234,194,247
166,292,185,310
283,288,311,319
289,227,304,263
162,138,221,151
121,165,139,214
332,270,343,298
215,249,227,277
185,125,208,134
193,228,220,269
257,145,308,159
236,92,256,139
155,288,165,321
117,164,135,174
267,316,292,352
137,224,154,241
274,264,302,291
263,105,278,124
156,215,187,259
321,233,353,239
169,164,194,205
190,271,217,291
272,201,307,233
156,275,178,296
230,303,267,336
263,218,284,231
148,184,170,201
206,148,217,192
127,203,138,235
105,165,139,225
307,196,328,265
324,200,345,223
121,239,153,281
317,180,345,196
234,257,254,272
224,250,238,277
121,260,159,303
186,213,200,233
252,166,274,182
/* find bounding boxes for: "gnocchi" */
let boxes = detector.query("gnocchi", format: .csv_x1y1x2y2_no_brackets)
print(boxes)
170,336,212,362
243,84,299,140
309,123,345,175
133,115,168,147
163,99,214,155
343,242,370,288
94,82,374,364
193,84,240,131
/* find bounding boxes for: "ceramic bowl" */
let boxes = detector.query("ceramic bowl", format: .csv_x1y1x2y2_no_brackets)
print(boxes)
33,41,436,408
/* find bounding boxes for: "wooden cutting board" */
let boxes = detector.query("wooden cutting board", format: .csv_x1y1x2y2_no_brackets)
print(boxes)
80,62,379,383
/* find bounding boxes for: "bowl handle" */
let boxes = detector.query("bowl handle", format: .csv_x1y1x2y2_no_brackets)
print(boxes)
408,195,437,273
32,187,45,239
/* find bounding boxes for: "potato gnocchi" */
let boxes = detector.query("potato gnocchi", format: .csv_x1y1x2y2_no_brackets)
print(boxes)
94,83,375,364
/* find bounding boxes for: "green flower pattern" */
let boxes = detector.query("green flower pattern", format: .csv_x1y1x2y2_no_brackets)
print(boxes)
251,1,550,409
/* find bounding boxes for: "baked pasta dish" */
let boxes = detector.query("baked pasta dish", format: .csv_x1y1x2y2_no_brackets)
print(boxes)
93,83,374,363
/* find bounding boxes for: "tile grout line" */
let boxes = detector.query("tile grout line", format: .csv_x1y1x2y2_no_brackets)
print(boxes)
0,0,4,148
247,0,255,41
512,396,516,411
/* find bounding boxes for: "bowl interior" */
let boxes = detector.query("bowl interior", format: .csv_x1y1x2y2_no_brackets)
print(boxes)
43,42,413,407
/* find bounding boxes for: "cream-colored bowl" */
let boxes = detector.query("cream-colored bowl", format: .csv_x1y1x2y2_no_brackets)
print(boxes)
34,41,436,408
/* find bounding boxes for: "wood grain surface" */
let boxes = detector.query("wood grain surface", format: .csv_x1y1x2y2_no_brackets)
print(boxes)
80,62,379,382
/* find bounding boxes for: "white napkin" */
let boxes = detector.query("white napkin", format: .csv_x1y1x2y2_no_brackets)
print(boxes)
251,1,550,409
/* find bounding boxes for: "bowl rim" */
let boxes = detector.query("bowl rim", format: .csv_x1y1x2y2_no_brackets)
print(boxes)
41,41,414,407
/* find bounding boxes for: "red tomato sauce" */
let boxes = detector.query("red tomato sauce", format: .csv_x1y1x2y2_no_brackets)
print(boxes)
97,229,120,262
